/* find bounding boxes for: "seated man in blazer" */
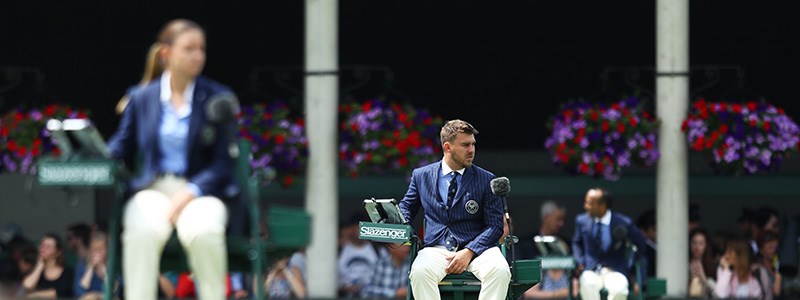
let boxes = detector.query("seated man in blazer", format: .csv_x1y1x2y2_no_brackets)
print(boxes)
572,188,649,300
399,119,511,300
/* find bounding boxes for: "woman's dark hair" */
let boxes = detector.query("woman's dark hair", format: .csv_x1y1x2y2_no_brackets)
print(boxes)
689,227,717,279
42,232,65,266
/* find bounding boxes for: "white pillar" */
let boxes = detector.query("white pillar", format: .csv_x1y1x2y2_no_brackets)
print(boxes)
305,0,339,298
655,0,689,297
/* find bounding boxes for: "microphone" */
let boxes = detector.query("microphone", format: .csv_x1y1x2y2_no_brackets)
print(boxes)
490,176,510,198
206,91,240,123
613,225,628,251
205,91,241,159
490,176,516,278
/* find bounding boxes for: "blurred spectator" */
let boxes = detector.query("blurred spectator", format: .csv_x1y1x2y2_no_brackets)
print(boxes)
0,234,35,281
757,232,781,298
688,228,717,299
22,233,73,298
739,206,780,257
715,237,771,299
636,208,657,277
523,267,579,299
337,212,381,298
265,250,306,299
361,243,411,299
74,232,121,299
519,200,569,259
66,223,92,268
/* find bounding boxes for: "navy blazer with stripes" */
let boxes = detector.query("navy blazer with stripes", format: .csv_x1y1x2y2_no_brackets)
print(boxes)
399,161,504,256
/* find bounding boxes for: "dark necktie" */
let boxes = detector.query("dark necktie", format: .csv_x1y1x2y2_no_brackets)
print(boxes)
593,221,602,247
447,172,459,207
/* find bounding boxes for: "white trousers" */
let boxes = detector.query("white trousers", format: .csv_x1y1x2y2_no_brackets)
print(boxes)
579,268,629,300
409,246,511,300
122,176,228,300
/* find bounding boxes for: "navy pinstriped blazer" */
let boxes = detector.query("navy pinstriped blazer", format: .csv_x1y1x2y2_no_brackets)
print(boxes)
399,161,504,256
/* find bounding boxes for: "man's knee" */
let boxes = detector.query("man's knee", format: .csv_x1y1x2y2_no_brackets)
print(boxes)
410,263,439,282
580,271,603,290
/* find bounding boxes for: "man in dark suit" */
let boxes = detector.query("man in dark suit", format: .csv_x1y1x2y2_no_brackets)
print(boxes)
572,188,648,300
399,119,510,300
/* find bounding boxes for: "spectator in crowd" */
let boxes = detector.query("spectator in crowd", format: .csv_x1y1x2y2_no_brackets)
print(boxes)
361,243,411,299
0,234,35,281
688,228,717,299
750,206,780,256
573,187,649,300
66,223,92,268
715,237,771,299
523,266,579,299
74,232,121,299
757,232,782,298
265,250,306,299
22,233,73,298
636,208,657,277
519,200,569,259
337,212,381,298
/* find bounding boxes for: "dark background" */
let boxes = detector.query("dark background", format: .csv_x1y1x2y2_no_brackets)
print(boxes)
2,0,799,150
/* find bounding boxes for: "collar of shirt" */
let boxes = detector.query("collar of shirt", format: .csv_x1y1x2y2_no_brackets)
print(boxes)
159,70,196,118
440,159,465,176
594,210,612,225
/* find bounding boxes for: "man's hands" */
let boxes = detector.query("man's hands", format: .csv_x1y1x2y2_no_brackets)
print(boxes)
445,248,475,274
166,188,196,225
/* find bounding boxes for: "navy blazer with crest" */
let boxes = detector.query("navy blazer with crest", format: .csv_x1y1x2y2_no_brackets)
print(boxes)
108,75,235,199
399,161,504,256
572,210,649,281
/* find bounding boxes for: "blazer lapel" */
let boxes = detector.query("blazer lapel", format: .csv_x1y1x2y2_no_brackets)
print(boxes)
452,166,473,208
430,163,444,205
187,85,208,159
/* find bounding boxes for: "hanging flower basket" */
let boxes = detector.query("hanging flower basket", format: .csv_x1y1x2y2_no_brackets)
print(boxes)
239,101,308,188
682,98,800,175
544,96,660,180
339,98,444,177
0,104,90,174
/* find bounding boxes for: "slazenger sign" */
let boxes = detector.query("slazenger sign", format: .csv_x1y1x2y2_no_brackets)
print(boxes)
360,226,408,240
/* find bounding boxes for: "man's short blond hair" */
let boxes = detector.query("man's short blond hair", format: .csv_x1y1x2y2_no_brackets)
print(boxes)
440,119,479,144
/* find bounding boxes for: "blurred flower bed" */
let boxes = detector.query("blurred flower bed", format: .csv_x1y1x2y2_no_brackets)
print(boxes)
338,98,444,177
545,96,660,180
683,98,800,175
0,104,90,174
238,101,308,188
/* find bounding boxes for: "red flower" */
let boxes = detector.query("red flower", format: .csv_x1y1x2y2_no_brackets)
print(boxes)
595,162,604,173
282,176,293,188
0,126,7,137
44,105,56,116
763,121,771,131
616,122,625,133
749,120,757,127
747,102,757,112
362,101,373,113
579,163,589,174
732,104,743,114
590,111,599,122
601,120,610,132
719,124,729,134
274,134,285,145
